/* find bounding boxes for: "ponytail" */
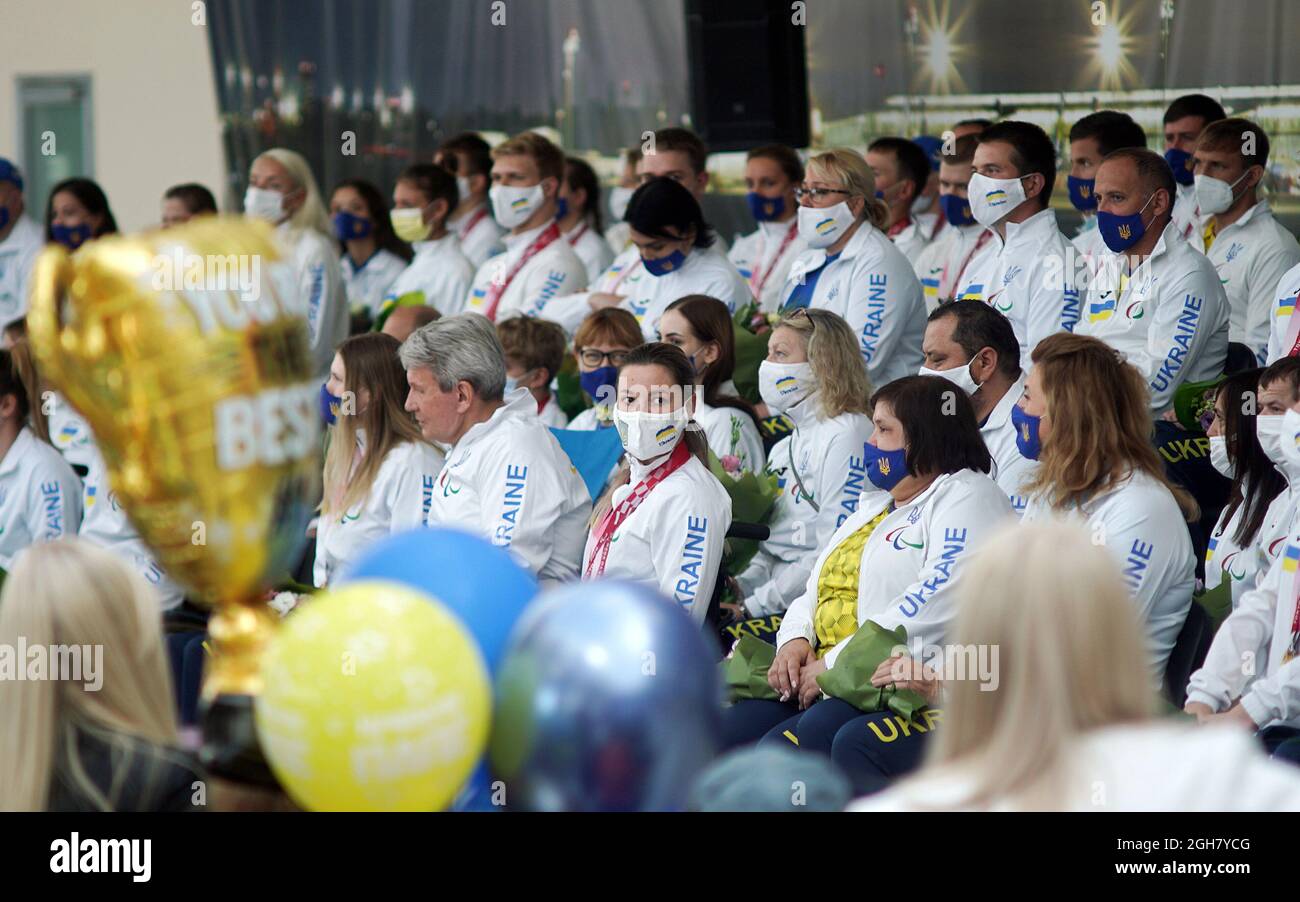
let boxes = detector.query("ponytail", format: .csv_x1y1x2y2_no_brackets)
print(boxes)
1,341,46,442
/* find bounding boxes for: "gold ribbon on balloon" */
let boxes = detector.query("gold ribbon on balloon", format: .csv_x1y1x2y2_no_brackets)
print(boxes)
28,217,321,699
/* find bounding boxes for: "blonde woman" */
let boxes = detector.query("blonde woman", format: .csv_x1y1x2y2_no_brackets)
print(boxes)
315,332,444,586
245,147,349,376
854,522,1300,811
1015,333,1196,683
732,308,874,619
0,540,204,811
781,148,925,387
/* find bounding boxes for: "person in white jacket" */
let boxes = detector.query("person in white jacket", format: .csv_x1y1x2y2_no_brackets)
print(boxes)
314,333,444,587
1075,149,1230,415
659,296,765,473
244,148,349,378
920,301,1037,515
435,132,506,268
721,374,1013,751
781,148,925,388
1064,111,1149,272
1203,370,1287,610
913,135,994,312
582,342,732,624
865,137,934,265
328,179,411,319
0,346,81,572
1016,333,1196,682
852,522,1300,810
0,158,43,329
495,314,570,428
400,313,590,586
558,157,615,286
463,132,588,323
729,145,806,314
734,309,875,618
1187,118,1300,364
1265,260,1300,362
953,121,1083,370
1245,359,1300,585
381,164,475,317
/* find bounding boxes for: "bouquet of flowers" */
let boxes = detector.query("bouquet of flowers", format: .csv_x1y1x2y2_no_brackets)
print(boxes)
708,449,779,576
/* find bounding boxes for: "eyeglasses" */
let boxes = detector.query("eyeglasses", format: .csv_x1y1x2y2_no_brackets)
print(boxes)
794,187,852,202
579,348,630,367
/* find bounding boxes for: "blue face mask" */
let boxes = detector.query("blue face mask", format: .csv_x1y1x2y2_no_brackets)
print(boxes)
580,365,619,405
555,197,569,220
939,192,976,227
51,222,93,250
863,442,909,492
747,192,785,222
0,206,9,232
1096,193,1156,253
1011,404,1042,460
643,248,687,277
333,210,373,242
1164,148,1195,187
320,383,342,426
1067,175,1097,212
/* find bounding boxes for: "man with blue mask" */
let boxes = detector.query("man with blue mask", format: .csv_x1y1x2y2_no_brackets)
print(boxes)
1162,94,1226,242
1066,111,1149,269
729,145,806,313
1075,148,1229,415
912,133,993,311
0,159,43,330
1185,118,1300,365
865,137,933,265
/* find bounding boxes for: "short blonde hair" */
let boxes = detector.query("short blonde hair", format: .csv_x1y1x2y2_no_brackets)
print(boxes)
805,149,888,230
492,132,566,182
774,308,871,419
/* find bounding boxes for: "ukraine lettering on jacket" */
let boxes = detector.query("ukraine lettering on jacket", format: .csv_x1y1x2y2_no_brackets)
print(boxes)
537,269,568,304
898,527,968,617
1149,294,1203,394
1123,538,1154,593
859,274,888,361
839,453,867,527
674,516,709,608
495,465,528,548
421,475,435,525
41,481,64,540
1062,283,1081,332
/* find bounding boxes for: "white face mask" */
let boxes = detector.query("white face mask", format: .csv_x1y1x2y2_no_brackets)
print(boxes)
919,357,981,396
609,186,634,223
1281,409,1300,475
490,183,546,229
1194,171,1251,217
1208,434,1233,480
967,172,1028,227
456,176,472,204
613,403,691,462
244,186,286,224
1256,413,1285,468
758,360,815,413
798,201,857,249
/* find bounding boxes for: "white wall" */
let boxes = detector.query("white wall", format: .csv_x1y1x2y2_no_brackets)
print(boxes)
0,0,225,233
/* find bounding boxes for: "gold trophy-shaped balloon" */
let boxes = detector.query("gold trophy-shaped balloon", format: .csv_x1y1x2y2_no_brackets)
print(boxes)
28,217,322,783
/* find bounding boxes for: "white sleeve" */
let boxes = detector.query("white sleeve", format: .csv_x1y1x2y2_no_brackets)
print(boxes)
1265,262,1300,364
1247,243,1300,365
774,573,818,650
478,447,572,576
29,464,83,546
652,488,730,624
849,258,920,386
1140,272,1225,412
535,291,595,336
1024,261,1081,367
521,256,589,318
384,452,434,534
1241,655,1300,727
1186,551,1283,711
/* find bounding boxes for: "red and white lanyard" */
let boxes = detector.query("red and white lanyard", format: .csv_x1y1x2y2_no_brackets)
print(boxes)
482,222,561,321
749,221,800,299
948,229,994,299
459,206,489,240
886,216,912,240
567,223,589,247
585,441,691,578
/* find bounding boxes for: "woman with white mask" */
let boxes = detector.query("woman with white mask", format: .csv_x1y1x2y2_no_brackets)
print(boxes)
1204,369,1285,609
581,342,732,625
732,308,876,619
1244,358,1300,583
245,148,348,377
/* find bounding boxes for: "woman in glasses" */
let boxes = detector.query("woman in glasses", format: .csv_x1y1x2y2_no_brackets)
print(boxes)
569,308,645,430
782,149,926,388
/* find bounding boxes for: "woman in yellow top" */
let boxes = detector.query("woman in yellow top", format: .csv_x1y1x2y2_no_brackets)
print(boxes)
721,375,1015,771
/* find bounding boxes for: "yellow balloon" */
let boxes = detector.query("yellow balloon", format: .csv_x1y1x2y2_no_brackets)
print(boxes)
255,582,492,812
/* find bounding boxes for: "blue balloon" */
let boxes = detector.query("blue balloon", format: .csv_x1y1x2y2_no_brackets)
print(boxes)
489,581,723,812
339,528,538,675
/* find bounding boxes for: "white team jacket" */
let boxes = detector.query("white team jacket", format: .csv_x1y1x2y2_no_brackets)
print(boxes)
565,221,615,287
1204,480,1264,611
729,220,806,313
314,437,445,587
889,218,930,266
980,375,1037,516
618,244,752,342
0,215,42,327
276,223,349,377
0,426,82,572
464,222,589,322
694,390,765,475
383,234,475,316
1186,525,1300,730
1022,470,1195,682
581,452,732,624
914,221,991,312
79,448,186,610
46,394,97,474
1188,201,1300,364
953,208,1082,371
1264,260,1300,363
1075,222,1230,414
449,203,506,269
736,395,875,617
780,222,926,388
425,389,591,585
775,468,1014,667
340,248,407,317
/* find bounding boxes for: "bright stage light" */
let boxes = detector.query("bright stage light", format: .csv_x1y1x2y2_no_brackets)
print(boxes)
1083,4,1139,91
914,0,970,95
